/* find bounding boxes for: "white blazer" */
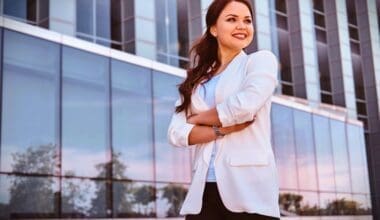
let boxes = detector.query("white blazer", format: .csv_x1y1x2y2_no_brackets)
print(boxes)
167,50,280,218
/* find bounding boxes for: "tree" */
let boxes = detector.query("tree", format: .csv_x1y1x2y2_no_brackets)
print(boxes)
133,185,156,216
89,152,135,217
61,170,94,217
325,198,359,215
161,184,187,217
279,193,303,214
7,144,57,217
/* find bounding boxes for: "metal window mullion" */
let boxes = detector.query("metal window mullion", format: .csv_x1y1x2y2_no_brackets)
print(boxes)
93,0,96,43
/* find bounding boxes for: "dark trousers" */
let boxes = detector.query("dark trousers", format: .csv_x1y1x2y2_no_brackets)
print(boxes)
185,183,279,220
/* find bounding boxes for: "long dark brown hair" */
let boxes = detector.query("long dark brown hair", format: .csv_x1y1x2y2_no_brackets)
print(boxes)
175,0,253,115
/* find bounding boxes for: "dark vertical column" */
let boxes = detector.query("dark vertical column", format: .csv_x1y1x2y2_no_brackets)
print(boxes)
55,42,63,218
37,0,49,28
121,0,135,54
287,0,307,99
0,28,3,197
356,0,380,218
26,0,49,28
111,0,123,50
245,0,258,53
187,0,202,48
177,0,190,68
106,58,113,218
324,0,346,107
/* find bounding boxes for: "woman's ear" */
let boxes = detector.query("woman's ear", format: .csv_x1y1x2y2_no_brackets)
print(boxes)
210,26,217,37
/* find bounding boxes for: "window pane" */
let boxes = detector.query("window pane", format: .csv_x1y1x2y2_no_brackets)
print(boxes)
96,0,110,39
279,190,299,216
317,43,331,92
358,130,371,194
76,0,94,35
135,18,155,42
293,110,318,190
153,72,191,182
1,30,59,175
61,178,107,217
111,60,154,181
352,194,372,215
156,183,188,218
298,191,319,216
155,0,168,53
113,182,156,217
275,0,287,13
0,175,58,218
330,120,351,193
4,0,27,19
62,46,109,178
313,115,335,191
335,193,356,215
272,104,298,189
347,124,368,193
319,192,336,216
135,0,154,19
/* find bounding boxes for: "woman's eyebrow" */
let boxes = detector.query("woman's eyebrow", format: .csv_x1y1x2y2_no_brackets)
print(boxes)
225,14,252,18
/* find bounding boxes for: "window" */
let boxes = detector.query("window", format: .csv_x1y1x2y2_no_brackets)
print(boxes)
153,72,192,183
271,104,298,189
274,0,293,96
111,60,154,181
293,110,318,190
1,30,59,175
61,46,109,178
76,0,122,49
313,115,335,191
3,0,49,28
156,0,190,68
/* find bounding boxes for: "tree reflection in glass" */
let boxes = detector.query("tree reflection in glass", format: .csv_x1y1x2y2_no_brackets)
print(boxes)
0,144,58,218
156,183,188,217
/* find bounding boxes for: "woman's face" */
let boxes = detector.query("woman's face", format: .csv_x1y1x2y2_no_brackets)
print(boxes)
210,1,254,54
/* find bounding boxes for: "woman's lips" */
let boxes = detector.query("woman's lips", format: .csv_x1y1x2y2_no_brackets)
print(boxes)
232,33,247,40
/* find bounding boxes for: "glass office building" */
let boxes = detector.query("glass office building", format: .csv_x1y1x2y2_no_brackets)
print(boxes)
0,0,378,219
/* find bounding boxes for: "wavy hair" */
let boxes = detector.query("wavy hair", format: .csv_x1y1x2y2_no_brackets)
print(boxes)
175,0,253,115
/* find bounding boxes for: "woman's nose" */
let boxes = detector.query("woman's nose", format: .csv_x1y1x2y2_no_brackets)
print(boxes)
236,21,246,30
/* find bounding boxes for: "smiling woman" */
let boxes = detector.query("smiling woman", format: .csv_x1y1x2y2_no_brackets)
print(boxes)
167,0,280,219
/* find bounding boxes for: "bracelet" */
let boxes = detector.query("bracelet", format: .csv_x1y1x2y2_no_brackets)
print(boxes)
212,125,225,138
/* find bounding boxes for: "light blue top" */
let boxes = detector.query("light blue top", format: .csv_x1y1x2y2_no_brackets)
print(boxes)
198,74,222,182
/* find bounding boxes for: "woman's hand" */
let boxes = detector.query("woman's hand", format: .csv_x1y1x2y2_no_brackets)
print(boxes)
219,116,256,135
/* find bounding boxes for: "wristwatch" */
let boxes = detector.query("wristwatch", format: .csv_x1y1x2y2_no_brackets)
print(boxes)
212,125,225,138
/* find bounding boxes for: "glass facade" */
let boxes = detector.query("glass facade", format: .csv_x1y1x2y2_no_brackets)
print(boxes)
0,29,191,218
271,103,371,217
1,0,379,218
0,28,372,219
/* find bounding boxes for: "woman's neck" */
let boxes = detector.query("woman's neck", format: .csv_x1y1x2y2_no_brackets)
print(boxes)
218,49,241,67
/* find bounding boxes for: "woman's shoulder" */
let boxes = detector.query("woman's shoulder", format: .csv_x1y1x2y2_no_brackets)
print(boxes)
246,50,278,74
248,50,277,62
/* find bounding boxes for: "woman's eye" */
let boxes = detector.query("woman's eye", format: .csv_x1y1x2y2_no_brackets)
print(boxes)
227,17,236,22
245,19,252,24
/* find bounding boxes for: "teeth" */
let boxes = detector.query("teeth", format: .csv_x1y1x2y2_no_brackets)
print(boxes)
233,34,246,39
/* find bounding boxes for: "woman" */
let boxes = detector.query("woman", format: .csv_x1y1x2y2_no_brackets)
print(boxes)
167,0,280,219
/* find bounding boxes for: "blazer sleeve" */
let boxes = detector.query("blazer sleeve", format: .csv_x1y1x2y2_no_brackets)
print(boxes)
216,50,279,127
167,99,195,147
